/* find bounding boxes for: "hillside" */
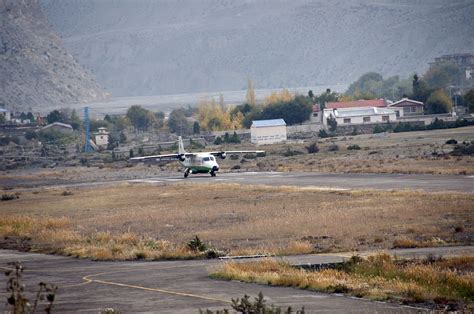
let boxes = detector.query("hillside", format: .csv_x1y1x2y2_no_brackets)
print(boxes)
40,0,474,98
0,0,108,111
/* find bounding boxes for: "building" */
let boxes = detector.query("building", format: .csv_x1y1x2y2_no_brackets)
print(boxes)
94,127,109,148
250,119,287,144
41,122,73,132
430,53,474,80
389,98,424,117
322,107,397,127
0,108,11,122
326,99,387,110
311,104,322,123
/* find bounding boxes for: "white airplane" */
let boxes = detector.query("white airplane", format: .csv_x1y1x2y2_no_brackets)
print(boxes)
130,136,264,178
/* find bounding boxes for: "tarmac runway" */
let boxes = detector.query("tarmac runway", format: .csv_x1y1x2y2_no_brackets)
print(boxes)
2,246,472,313
129,171,474,192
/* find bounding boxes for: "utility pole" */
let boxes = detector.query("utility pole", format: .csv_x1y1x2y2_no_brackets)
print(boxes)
83,107,91,152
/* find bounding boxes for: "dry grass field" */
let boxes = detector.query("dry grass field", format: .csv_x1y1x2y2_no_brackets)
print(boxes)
0,183,472,260
211,255,474,310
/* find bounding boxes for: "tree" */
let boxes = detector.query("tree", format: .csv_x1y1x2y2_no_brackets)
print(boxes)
426,90,452,114
193,121,200,134
119,132,127,144
412,73,431,103
46,110,63,124
327,115,338,132
26,112,35,123
126,105,154,132
245,78,256,106
315,88,339,109
424,61,464,90
308,90,314,99
69,109,81,130
0,114,5,124
260,95,312,125
168,108,189,134
464,89,474,113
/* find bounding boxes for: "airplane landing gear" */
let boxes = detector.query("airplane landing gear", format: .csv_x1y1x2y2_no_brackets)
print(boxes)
184,168,190,178
210,171,216,177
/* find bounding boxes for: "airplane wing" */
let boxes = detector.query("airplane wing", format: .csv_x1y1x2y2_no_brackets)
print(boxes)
208,150,265,157
130,153,196,162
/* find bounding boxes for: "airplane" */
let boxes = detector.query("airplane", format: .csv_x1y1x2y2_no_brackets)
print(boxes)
130,136,264,178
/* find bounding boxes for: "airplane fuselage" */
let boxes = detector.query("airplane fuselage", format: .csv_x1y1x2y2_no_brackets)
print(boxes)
180,153,220,175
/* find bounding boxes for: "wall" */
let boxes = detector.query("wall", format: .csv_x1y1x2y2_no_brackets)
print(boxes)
251,125,287,144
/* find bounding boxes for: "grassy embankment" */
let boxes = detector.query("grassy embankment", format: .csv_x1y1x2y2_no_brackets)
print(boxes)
211,254,474,310
0,183,472,260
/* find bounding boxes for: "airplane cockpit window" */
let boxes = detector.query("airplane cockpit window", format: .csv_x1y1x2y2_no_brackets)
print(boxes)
203,157,210,161
210,156,215,161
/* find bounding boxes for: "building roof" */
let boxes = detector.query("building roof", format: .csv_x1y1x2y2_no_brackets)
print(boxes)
0,108,10,113
389,98,424,107
312,104,320,112
326,99,386,109
42,122,73,130
331,107,395,118
251,119,286,128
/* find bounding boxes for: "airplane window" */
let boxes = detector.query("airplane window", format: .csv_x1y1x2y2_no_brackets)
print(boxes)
210,156,214,161
203,157,210,161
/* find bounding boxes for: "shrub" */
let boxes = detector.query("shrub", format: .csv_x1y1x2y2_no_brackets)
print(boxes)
1,194,17,201
282,148,304,157
202,292,305,314
61,190,73,196
328,144,339,152
187,236,207,252
243,153,257,159
445,139,457,145
347,144,361,150
231,165,241,170
373,124,385,134
214,137,223,145
318,129,329,138
305,143,319,154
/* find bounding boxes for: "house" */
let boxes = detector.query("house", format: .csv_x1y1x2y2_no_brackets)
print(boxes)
389,98,424,116
326,99,387,110
322,107,397,127
41,122,73,133
250,119,287,144
0,108,11,122
311,104,322,124
94,127,109,148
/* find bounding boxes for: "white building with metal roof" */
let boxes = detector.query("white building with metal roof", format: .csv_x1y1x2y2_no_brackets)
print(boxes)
0,108,11,122
322,107,397,127
250,119,287,144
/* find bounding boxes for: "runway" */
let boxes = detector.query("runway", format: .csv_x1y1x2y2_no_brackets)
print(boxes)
129,171,474,192
2,246,471,312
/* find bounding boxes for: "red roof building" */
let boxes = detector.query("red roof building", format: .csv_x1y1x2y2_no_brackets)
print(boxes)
326,99,387,109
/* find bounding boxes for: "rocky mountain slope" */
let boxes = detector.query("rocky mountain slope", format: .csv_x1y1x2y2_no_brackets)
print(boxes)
0,0,108,111
40,0,474,97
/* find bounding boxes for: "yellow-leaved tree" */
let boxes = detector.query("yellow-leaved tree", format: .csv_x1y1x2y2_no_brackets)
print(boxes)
264,89,294,105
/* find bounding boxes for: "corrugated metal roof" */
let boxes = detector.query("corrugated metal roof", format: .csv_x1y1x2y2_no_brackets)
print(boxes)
251,119,286,128
0,108,10,112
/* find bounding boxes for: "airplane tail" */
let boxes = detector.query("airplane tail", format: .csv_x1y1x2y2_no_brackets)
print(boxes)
178,136,186,154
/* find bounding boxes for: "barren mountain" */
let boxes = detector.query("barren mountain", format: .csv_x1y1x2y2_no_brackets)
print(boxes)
0,0,108,111
41,0,474,97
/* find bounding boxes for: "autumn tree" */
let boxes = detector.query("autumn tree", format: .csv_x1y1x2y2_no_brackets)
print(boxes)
246,78,256,106
264,89,293,105
426,90,452,114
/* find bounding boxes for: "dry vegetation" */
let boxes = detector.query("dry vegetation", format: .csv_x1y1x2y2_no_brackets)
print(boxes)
0,183,472,260
250,127,474,175
210,255,474,310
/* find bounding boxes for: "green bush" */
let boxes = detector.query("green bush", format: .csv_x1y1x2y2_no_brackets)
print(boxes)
318,129,329,138
347,144,361,150
282,148,304,157
305,143,319,154
187,236,207,252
